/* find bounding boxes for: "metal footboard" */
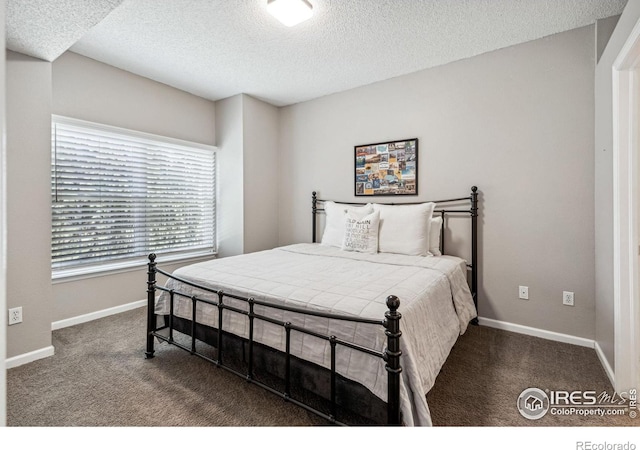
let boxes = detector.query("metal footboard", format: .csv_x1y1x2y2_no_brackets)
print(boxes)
145,253,403,426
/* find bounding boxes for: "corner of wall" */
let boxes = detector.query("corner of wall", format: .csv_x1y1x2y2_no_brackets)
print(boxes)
214,95,245,257
241,95,280,253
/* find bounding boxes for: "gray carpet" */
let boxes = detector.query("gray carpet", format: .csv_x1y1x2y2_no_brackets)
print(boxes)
6,307,637,427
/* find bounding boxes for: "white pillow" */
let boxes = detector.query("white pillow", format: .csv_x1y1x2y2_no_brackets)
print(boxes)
373,202,436,256
321,201,373,248
341,210,380,254
429,215,443,256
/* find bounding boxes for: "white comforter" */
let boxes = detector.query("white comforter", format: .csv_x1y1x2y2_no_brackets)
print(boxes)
155,243,477,426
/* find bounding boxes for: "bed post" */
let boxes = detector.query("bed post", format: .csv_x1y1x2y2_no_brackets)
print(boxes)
145,253,157,359
312,191,318,243
384,295,402,425
470,186,479,325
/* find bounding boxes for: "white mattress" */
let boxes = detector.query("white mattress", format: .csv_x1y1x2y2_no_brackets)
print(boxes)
155,243,477,426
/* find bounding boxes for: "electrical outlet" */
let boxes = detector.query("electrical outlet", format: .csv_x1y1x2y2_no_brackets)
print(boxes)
519,286,529,300
563,291,575,306
8,307,22,325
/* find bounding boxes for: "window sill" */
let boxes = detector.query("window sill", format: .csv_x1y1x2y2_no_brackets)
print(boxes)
52,251,217,284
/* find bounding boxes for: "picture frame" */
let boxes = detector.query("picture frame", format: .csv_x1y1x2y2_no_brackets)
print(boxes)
354,138,418,196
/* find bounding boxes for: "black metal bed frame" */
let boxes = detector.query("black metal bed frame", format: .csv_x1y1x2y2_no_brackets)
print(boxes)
145,186,479,426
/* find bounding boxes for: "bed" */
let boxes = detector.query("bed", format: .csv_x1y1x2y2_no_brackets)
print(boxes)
145,187,479,426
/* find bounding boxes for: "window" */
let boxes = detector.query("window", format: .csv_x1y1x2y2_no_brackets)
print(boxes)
51,116,216,279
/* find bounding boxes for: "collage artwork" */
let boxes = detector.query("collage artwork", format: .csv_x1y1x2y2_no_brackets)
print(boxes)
355,138,417,196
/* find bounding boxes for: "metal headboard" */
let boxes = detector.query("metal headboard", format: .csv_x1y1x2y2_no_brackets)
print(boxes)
311,186,479,322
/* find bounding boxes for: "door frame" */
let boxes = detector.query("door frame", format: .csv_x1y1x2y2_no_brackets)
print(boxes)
612,16,640,394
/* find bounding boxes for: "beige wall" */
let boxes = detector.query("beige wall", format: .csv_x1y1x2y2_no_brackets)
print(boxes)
279,25,597,339
6,51,53,358
52,52,216,146
595,1,640,371
596,15,621,63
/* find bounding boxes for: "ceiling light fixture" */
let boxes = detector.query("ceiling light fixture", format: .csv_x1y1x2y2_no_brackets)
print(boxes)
267,0,313,27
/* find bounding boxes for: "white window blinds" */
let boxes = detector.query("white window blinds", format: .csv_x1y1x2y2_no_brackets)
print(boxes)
51,117,216,276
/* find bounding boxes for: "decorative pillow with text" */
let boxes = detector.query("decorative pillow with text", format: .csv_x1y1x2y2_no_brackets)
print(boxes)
321,201,373,248
341,210,380,254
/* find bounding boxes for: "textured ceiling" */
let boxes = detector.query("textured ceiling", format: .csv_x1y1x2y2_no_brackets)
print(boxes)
7,0,123,61
7,0,629,106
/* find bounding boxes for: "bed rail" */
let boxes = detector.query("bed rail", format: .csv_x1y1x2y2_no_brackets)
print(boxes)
312,186,479,322
145,253,403,426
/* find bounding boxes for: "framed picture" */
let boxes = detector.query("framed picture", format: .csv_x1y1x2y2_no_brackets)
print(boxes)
354,138,418,196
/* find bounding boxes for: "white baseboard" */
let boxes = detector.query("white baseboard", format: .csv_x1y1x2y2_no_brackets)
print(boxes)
594,341,616,388
51,299,146,331
6,346,55,369
5,300,146,369
477,317,595,348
